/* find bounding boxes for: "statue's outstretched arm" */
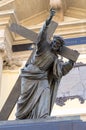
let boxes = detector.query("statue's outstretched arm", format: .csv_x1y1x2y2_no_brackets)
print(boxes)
36,9,56,44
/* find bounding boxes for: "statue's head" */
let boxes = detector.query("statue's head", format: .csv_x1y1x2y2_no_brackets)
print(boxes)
51,35,65,51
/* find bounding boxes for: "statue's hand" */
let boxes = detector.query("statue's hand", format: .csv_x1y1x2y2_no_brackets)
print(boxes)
45,8,56,26
69,59,75,65
50,8,56,16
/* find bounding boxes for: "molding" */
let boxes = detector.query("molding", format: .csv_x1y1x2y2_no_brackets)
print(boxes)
20,10,48,26
0,9,18,23
65,7,86,19
0,0,15,8
0,10,18,61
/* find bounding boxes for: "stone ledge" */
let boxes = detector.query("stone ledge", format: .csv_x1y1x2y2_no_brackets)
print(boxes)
0,116,86,130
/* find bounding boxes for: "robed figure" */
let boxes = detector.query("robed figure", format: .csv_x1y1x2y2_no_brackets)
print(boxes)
16,9,74,119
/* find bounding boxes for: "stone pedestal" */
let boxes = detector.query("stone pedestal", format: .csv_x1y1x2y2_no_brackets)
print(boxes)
0,116,86,130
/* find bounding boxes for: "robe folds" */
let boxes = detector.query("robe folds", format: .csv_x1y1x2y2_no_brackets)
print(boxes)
16,48,73,119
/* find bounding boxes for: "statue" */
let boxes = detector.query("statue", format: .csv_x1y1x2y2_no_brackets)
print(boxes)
15,9,75,119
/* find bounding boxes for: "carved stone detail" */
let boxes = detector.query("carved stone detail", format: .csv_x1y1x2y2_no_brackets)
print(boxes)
0,42,6,53
0,40,11,61
3,58,22,70
0,40,21,70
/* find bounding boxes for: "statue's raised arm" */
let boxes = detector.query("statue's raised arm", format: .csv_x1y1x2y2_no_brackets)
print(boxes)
36,9,56,44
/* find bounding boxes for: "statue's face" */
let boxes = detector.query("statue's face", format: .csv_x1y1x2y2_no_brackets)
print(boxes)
52,37,62,51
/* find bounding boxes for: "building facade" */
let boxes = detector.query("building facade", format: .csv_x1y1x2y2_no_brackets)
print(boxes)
0,0,86,120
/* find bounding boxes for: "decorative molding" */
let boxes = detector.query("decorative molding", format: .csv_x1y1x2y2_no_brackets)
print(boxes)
20,10,48,26
0,9,18,62
65,7,86,19
0,0,15,8
3,58,22,70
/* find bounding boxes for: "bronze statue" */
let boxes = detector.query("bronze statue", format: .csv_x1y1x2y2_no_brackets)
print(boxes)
15,9,75,119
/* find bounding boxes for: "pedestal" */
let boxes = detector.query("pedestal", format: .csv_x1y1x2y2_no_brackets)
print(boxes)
0,116,86,130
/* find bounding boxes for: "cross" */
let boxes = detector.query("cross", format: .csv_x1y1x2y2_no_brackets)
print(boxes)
10,22,79,61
